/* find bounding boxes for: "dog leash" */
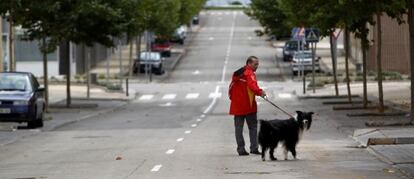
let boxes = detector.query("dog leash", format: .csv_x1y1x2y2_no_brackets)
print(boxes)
261,96,295,118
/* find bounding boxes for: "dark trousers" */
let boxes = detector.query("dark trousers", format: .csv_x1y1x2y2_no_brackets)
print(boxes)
234,113,258,153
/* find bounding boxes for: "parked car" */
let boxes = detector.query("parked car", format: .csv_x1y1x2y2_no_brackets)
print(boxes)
192,15,199,25
151,38,172,57
133,52,165,75
170,25,187,45
282,40,309,62
0,72,45,128
291,51,321,75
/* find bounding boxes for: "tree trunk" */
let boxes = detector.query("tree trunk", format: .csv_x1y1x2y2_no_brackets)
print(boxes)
42,38,49,112
408,8,414,124
128,37,134,78
376,13,384,113
330,34,339,96
0,17,3,72
361,38,368,108
9,19,15,71
66,41,71,107
344,28,352,104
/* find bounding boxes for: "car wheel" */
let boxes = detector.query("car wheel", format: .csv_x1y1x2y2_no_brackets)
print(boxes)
166,51,171,57
27,106,44,128
292,71,298,76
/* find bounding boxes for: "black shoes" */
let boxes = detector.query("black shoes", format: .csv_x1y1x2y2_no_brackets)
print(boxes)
250,150,261,155
238,151,249,156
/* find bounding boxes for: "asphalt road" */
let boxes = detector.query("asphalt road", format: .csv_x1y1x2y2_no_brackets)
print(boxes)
0,10,406,179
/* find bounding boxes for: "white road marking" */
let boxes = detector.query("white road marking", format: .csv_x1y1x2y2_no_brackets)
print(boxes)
139,94,154,100
162,94,176,100
196,118,202,122
225,12,231,15
185,130,191,134
201,114,206,118
159,102,175,107
278,93,292,98
217,12,223,15
166,149,175,155
191,124,197,127
204,86,220,114
209,37,215,41
177,138,184,142
192,70,201,75
151,165,162,172
185,93,200,99
209,92,222,98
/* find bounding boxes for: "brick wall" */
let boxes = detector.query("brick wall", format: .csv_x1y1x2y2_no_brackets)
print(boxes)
368,14,410,74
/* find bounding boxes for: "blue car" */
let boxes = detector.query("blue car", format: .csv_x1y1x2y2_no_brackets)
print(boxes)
0,72,45,128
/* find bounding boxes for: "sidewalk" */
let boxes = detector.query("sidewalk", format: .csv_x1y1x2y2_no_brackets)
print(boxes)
278,37,414,177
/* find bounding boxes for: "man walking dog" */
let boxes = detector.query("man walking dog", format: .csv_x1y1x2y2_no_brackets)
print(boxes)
229,56,266,156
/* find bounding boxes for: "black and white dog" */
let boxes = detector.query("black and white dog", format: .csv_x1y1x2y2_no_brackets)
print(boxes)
258,111,314,161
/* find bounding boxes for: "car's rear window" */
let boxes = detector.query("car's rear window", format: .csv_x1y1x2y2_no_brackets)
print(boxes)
0,73,31,92
140,52,161,61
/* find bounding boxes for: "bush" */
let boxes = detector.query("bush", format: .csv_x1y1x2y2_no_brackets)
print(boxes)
106,83,122,91
383,71,403,81
98,74,106,80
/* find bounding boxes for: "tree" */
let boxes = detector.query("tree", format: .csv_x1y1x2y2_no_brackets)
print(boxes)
245,0,291,38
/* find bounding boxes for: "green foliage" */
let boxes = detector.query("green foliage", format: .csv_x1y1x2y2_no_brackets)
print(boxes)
245,0,291,38
230,1,242,5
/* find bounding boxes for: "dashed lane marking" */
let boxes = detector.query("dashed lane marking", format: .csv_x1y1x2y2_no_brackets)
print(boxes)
185,93,200,99
196,118,202,122
139,94,154,100
177,138,184,142
162,94,176,100
209,92,222,98
191,124,197,128
166,149,175,155
185,130,191,134
278,93,292,98
151,165,162,172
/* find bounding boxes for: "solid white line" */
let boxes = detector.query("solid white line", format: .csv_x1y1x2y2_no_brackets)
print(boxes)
185,130,191,134
166,149,175,155
203,86,220,114
191,124,197,127
185,93,200,99
151,165,162,172
177,138,184,142
139,94,154,100
162,94,176,100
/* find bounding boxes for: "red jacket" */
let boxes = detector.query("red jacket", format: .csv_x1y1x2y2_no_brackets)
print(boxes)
229,65,263,115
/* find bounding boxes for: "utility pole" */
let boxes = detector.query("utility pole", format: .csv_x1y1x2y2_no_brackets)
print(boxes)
0,17,3,72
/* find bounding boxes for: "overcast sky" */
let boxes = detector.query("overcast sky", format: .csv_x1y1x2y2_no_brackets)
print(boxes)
206,0,251,6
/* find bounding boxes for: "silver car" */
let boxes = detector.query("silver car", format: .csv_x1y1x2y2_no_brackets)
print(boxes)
133,52,165,75
291,51,321,75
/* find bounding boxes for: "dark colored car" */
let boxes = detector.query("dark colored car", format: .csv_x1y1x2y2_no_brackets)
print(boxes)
192,15,199,25
151,38,172,57
282,40,309,62
170,26,187,45
0,72,45,128
133,52,165,75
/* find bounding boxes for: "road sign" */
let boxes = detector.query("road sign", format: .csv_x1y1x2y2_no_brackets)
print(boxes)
291,28,320,43
291,27,305,40
305,28,320,43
